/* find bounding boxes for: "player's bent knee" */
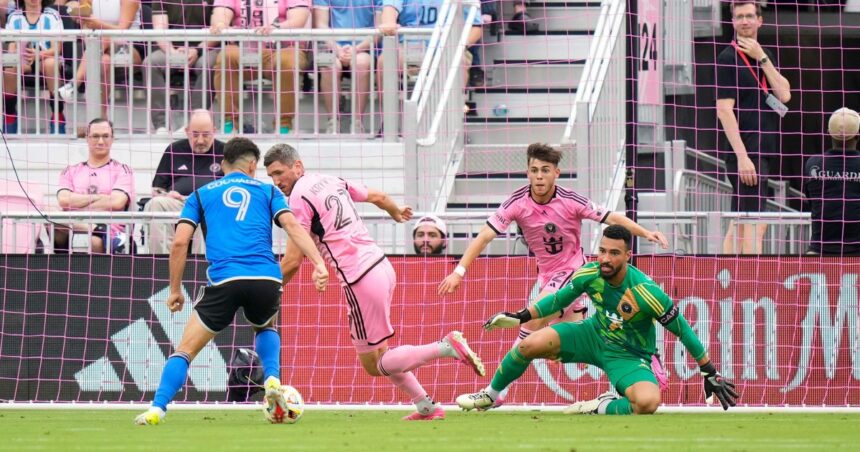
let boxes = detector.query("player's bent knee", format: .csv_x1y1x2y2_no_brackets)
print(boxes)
631,397,660,415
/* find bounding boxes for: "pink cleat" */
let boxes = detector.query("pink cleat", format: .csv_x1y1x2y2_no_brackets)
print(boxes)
651,353,669,391
444,331,486,377
402,406,445,421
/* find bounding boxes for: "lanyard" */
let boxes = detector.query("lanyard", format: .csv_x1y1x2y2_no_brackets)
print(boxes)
731,40,769,95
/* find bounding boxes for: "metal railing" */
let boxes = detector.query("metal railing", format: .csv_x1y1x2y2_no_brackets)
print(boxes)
560,0,626,250
0,210,514,255
402,0,480,212
1,208,814,256
0,28,434,137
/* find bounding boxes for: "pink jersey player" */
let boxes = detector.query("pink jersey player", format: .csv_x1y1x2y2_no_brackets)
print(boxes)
266,144,486,421
57,158,136,240
488,183,609,297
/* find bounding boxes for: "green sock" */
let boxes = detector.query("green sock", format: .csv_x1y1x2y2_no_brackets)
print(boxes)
604,397,633,415
489,348,532,392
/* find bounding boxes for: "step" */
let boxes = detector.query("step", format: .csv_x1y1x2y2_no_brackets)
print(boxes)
470,87,577,119
500,4,603,32
486,61,584,89
465,117,568,145
482,33,592,62
463,143,570,173
449,175,578,206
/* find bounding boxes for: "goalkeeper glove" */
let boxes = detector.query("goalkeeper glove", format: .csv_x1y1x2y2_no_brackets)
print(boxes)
700,361,738,410
483,308,532,331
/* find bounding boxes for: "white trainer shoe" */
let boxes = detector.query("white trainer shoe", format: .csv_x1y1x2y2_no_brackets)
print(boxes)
563,391,618,414
57,82,76,102
134,407,166,425
456,389,495,411
154,127,169,136
325,117,337,134
443,331,485,377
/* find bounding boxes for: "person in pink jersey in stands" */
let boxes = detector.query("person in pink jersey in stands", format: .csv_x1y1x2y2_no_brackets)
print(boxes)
437,143,670,406
264,143,485,421
208,0,310,134
54,117,135,253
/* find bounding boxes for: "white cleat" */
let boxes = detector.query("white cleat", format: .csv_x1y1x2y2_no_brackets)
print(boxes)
456,390,495,411
444,331,485,377
134,407,166,425
563,391,618,415
264,376,288,423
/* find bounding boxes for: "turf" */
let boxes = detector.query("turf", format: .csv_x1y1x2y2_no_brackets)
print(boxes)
0,410,858,451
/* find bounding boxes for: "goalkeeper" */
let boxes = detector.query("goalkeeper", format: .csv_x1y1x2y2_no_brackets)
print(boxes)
457,225,738,414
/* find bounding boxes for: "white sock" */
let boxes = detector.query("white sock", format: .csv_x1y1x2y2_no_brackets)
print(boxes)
438,340,458,358
485,385,500,401
415,395,436,415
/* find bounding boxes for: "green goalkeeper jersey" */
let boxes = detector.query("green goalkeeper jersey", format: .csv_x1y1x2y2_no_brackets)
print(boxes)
533,261,707,361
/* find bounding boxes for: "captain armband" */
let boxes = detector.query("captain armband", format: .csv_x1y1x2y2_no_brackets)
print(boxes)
656,304,679,326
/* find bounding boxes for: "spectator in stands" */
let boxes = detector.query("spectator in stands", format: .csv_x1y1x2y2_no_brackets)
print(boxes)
412,214,447,255
506,1,538,35
313,0,379,134
0,0,14,27
467,0,496,87
144,0,218,135
144,109,224,254
54,118,136,254
716,1,791,254
57,0,145,119
2,0,66,134
803,108,860,256
209,0,310,134
377,0,482,117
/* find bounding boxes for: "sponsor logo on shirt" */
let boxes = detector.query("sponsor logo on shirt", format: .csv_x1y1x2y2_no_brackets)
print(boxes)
543,223,563,254
809,165,860,182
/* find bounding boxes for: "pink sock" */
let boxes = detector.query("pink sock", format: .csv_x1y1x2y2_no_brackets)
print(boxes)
386,371,427,402
377,343,442,375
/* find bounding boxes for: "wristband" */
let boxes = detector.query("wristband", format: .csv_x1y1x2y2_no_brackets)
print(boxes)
699,361,716,375
454,265,466,277
515,308,532,323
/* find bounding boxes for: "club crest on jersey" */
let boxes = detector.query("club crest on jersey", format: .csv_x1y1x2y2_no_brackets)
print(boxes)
210,163,222,174
616,289,640,320
542,223,563,254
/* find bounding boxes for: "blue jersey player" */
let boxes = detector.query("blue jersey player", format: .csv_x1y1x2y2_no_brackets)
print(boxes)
135,137,328,425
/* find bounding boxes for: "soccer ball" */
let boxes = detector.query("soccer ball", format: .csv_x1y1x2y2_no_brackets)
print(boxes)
262,385,304,424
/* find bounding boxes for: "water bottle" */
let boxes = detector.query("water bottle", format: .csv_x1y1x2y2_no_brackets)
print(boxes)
493,104,509,117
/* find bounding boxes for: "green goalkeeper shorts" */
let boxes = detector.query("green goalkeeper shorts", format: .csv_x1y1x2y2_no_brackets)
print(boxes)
550,321,657,395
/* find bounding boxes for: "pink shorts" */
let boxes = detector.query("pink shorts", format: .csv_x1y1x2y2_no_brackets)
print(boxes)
345,258,396,353
535,268,587,313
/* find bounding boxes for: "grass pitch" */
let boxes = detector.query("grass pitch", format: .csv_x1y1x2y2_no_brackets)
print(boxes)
1,409,858,451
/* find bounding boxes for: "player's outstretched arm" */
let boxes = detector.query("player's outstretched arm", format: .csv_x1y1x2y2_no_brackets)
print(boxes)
484,278,584,331
605,212,669,249
653,288,738,410
366,189,413,223
167,222,195,312
278,212,329,292
437,225,498,295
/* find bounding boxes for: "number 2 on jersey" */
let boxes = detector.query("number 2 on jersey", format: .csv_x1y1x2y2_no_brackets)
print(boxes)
325,189,359,231
222,186,251,221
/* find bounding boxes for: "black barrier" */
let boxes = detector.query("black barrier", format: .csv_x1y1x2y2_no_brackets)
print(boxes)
0,255,255,402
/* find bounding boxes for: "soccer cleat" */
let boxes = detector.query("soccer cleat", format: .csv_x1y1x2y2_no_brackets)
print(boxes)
563,391,618,415
402,406,445,421
264,376,288,424
444,331,485,377
652,353,669,391
134,407,166,425
456,390,495,411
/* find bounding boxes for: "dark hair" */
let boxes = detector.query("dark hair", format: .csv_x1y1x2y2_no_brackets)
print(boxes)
526,143,562,167
87,117,114,136
731,1,762,16
603,224,632,250
223,137,260,165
